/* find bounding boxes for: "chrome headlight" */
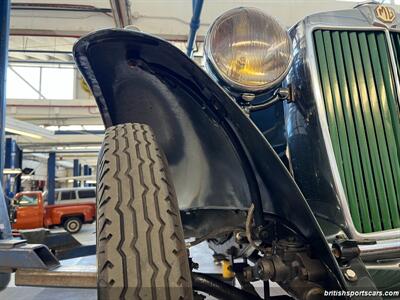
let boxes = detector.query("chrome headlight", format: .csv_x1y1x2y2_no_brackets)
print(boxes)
205,7,292,92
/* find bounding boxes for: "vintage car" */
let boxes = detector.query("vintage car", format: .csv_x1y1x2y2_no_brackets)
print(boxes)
74,2,400,300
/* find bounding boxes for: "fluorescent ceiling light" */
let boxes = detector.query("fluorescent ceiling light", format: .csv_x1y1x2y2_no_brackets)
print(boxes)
5,127,42,139
59,146,101,150
5,117,55,140
3,168,22,174
56,175,96,181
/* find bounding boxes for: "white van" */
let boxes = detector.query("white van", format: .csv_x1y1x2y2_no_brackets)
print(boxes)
54,187,96,204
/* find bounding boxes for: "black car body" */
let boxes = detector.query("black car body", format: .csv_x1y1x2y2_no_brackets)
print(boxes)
74,3,400,299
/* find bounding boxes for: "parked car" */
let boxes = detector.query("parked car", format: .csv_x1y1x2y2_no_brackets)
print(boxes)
74,2,400,299
10,191,96,233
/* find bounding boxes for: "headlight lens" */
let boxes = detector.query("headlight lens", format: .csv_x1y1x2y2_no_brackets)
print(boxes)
205,7,292,92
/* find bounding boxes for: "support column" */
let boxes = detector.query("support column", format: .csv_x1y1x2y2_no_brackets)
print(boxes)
88,167,93,187
73,159,79,187
47,152,56,205
15,144,22,193
4,138,22,196
0,0,10,178
4,138,12,197
78,164,82,187
83,164,89,187
0,0,12,290
110,0,132,28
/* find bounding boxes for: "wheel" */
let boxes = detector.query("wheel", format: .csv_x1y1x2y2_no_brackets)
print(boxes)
97,123,193,300
63,217,82,234
0,273,10,291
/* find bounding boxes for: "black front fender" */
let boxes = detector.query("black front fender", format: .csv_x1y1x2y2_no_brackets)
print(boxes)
74,29,367,291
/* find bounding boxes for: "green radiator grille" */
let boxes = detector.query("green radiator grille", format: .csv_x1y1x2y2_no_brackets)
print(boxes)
314,30,400,233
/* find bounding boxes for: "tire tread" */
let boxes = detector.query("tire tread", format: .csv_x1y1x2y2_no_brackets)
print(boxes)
97,123,192,300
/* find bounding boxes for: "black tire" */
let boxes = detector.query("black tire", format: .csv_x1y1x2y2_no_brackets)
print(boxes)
97,123,193,300
0,273,10,292
63,217,82,234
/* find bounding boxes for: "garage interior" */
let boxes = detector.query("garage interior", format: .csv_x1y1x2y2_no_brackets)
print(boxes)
0,1,400,300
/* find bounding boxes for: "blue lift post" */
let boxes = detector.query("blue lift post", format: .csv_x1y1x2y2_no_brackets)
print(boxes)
0,0,10,178
0,0,12,239
186,0,204,57
4,138,12,197
83,164,89,187
88,167,93,187
73,159,79,187
78,163,82,187
4,138,23,197
0,0,12,290
47,152,56,205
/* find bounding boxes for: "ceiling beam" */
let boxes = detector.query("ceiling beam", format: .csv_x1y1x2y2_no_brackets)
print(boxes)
15,135,102,146
10,28,89,38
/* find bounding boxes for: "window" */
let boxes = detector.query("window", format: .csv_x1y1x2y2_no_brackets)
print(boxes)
16,194,39,206
61,191,76,201
41,67,74,99
7,65,75,100
7,66,40,99
78,190,96,199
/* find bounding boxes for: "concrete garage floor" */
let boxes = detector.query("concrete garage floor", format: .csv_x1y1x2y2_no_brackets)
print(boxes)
1,224,284,299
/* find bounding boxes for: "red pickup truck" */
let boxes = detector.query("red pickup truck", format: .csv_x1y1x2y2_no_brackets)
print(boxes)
10,191,96,233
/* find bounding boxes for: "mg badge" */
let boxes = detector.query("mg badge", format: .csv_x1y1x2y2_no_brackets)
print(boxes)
375,5,396,23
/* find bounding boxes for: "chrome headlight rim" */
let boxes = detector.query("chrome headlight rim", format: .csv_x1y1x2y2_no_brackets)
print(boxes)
204,7,293,93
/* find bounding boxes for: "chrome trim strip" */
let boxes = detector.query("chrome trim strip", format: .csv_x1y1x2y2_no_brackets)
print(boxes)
305,20,400,241
359,239,400,261
366,260,400,270
387,28,400,108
